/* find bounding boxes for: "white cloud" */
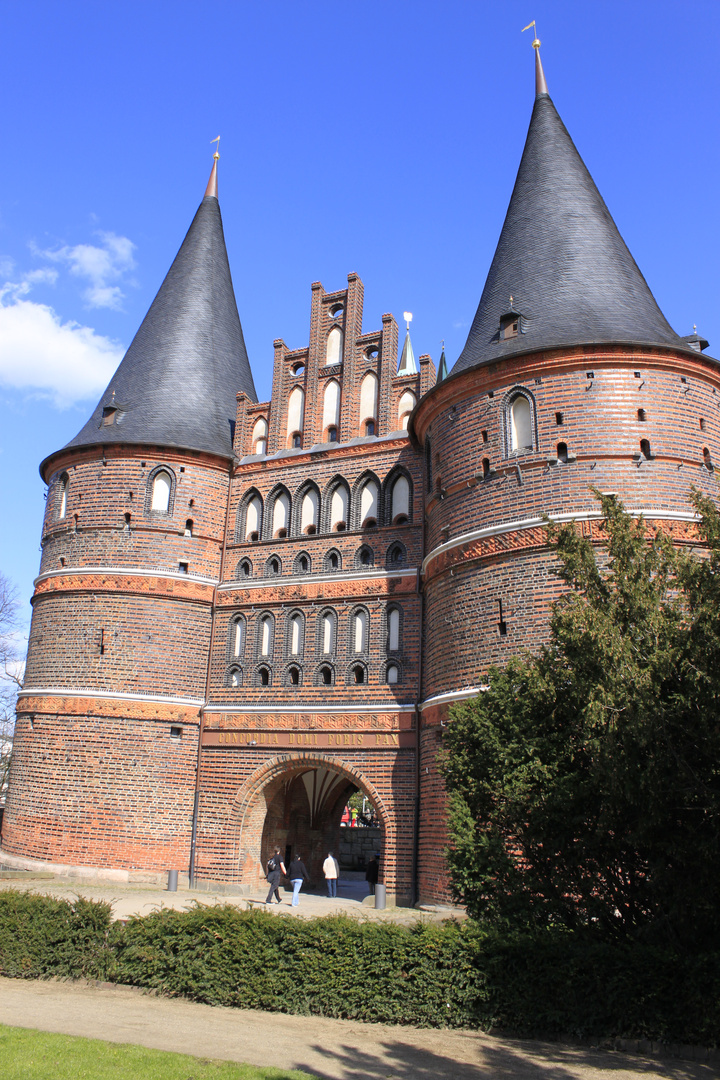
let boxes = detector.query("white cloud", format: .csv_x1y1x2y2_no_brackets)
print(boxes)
0,296,123,407
36,231,136,310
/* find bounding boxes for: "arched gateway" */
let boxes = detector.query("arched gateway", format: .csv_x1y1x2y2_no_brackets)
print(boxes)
212,754,389,892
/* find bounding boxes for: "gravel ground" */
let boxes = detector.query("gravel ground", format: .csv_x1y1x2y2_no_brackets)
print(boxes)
0,977,716,1080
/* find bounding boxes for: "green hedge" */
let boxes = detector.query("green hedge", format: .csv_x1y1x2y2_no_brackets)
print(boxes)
1,891,718,1044
0,891,113,980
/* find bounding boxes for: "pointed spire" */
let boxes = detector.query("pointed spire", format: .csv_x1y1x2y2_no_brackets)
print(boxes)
205,136,220,198
534,38,548,96
62,164,257,462
436,345,448,385
452,61,687,378
205,159,218,198
397,312,418,375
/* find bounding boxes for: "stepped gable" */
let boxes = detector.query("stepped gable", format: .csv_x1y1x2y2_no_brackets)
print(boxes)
62,163,257,462
453,58,690,376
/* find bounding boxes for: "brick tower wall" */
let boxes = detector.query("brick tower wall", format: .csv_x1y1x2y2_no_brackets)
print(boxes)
2,446,230,872
412,343,720,904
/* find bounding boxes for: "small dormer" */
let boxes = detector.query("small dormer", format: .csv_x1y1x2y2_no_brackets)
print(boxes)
499,305,523,341
681,329,709,353
99,393,126,426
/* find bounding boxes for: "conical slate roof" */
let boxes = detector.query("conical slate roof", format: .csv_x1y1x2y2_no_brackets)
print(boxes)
452,73,689,376
64,177,257,460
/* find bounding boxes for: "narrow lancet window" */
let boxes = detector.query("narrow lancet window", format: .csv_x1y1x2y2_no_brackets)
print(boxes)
151,470,172,513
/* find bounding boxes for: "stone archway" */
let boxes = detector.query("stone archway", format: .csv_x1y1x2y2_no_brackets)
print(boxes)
227,753,391,892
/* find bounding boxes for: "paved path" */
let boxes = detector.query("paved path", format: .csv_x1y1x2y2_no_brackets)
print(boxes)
0,874,459,924
0,977,715,1080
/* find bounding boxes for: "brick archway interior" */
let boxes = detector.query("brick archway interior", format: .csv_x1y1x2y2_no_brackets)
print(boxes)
234,758,386,891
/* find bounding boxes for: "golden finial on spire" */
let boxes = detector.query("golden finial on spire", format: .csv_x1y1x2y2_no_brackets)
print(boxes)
522,19,548,95
211,135,221,161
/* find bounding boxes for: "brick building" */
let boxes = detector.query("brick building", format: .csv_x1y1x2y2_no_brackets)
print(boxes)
2,48,715,905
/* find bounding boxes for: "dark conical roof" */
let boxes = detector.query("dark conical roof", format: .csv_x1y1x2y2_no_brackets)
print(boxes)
64,189,257,460
452,87,689,376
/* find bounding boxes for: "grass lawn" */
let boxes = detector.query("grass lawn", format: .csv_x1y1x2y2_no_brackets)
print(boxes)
0,1025,316,1079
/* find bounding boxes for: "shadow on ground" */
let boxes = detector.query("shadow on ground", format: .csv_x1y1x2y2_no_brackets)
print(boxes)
294,1036,718,1080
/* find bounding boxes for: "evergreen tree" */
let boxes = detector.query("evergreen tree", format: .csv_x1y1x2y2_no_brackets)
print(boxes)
441,490,720,950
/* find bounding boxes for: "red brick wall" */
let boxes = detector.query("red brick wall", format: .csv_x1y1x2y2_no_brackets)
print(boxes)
3,703,199,868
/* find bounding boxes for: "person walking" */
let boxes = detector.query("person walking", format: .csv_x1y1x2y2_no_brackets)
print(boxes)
365,854,379,896
322,851,339,898
264,847,286,905
288,852,310,906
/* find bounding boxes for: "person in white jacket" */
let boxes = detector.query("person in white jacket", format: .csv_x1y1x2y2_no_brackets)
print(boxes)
323,851,340,898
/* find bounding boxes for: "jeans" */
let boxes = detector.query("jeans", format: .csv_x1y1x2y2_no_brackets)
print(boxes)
326,877,337,898
291,878,304,905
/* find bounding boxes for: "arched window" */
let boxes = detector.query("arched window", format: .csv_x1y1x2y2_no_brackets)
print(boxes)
398,390,416,429
326,326,343,365
58,474,68,519
359,372,378,433
352,609,369,653
329,484,349,532
251,417,268,455
151,470,172,513
258,666,271,687
390,474,410,524
319,665,333,686
265,556,281,577
229,615,245,659
259,614,274,658
360,479,379,527
352,664,366,685
510,395,532,452
355,545,374,569
245,495,262,542
289,613,304,656
640,439,651,460
272,491,290,538
236,558,252,578
387,607,400,652
387,542,406,567
228,666,242,688
287,386,305,441
294,552,310,575
288,666,301,687
324,549,341,572
320,610,336,655
386,663,399,685
322,379,341,437
300,488,319,534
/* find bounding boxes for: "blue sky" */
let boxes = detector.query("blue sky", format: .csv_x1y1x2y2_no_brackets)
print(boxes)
1,0,718,638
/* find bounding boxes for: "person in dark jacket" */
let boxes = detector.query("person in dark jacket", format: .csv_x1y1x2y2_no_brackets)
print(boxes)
365,854,379,895
265,847,286,905
287,853,310,906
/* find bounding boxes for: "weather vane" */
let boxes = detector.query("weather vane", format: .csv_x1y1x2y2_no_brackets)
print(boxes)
211,135,221,160
403,311,413,331
521,19,541,49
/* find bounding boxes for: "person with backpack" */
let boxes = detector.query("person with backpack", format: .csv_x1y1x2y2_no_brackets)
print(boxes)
265,847,286,904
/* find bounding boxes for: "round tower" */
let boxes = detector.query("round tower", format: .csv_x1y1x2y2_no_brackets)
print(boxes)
1,160,258,878
413,47,718,905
